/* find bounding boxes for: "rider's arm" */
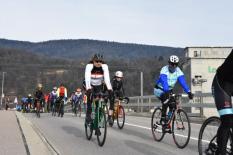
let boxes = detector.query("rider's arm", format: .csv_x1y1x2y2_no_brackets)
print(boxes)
85,64,93,90
157,74,169,92
121,81,125,96
64,88,67,98
102,64,112,90
178,75,190,93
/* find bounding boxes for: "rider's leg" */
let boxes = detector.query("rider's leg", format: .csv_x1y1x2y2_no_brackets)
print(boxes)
108,90,115,125
212,75,233,155
216,114,233,155
86,90,92,122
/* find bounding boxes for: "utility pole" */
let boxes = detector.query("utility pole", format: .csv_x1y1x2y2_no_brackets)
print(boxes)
140,72,143,112
1,72,6,109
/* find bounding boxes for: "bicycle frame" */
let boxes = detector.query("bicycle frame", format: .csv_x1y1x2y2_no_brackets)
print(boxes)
92,96,107,129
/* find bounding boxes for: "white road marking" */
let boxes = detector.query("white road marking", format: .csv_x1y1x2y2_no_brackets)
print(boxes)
124,122,199,141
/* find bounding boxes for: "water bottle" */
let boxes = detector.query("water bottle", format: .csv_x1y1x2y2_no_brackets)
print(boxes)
167,111,172,119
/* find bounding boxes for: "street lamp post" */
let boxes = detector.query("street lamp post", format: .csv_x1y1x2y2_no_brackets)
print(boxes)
0,72,6,110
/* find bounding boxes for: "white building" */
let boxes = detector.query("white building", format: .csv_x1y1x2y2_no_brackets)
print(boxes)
184,47,232,117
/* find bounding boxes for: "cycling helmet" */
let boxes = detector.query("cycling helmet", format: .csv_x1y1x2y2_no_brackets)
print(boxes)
169,55,179,64
93,53,103,61
53,86,57,90
28,94,32,97
115,71,123,78
37,83,42,88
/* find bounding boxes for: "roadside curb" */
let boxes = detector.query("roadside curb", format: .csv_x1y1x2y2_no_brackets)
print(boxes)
15,112,60,155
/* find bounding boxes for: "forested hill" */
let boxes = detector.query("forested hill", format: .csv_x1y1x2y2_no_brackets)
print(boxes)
0,39,186,98
0,39,184,59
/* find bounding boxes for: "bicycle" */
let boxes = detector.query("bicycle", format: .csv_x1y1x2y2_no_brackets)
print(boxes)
57,97,65,117
73,100,82,117
85,92,108,147
35,99,41,118
151,93,191,149
198,116,233,155
51,99,57,116
109,97,129,129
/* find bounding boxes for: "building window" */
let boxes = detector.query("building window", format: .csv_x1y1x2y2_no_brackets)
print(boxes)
194,51,201,57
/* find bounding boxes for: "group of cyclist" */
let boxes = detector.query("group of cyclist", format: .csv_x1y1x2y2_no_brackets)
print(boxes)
19,50,233,154
21,83,68,117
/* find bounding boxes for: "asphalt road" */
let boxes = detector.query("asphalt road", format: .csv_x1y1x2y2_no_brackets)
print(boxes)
23,113,200,155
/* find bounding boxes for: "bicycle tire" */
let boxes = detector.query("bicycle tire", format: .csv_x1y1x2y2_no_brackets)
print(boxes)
151,107,165,141
97,108,107,147
198,116,220,155
172,109,191,149
117,105,125,129
85,122,93,140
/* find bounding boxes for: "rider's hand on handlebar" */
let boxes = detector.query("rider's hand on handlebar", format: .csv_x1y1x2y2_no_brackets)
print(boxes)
188,92,194,100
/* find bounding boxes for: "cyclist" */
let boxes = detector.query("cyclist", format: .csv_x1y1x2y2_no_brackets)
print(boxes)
212,50,233,155
154,55,193,128
50,87,58,113
84,53,114,135
73,88,83,116
34,83,44,112
56,83,68,117
26,94,33,112
112,71,125,100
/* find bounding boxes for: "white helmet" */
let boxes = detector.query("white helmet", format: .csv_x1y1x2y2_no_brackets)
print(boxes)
169,55,179,64
115,71,123,78
53,86,57,90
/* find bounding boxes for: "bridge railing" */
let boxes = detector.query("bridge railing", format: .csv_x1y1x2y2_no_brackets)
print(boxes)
124,93,215,117
65,93,218,117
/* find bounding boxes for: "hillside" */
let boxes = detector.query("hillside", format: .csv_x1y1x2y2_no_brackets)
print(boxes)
0,39,184,59
0,39,186,99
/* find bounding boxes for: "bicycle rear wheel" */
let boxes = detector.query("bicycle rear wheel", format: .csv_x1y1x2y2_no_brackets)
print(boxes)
117,105,125,129
151,107,165,141
198,116,220,155
172,109,191,149
97,108,107,147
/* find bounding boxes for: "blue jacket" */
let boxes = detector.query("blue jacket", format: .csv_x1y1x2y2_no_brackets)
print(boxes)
155,66,190,97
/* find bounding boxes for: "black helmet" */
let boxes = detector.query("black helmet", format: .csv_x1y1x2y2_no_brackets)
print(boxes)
92,53,103,61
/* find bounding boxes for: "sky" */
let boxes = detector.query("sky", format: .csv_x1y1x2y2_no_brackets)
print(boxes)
0,0,233,47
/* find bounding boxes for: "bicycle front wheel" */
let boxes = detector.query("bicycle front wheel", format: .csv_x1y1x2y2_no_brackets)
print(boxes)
117,105,125,129
97,108,107,147
198,116,220,155
172,109,191,149
151,107,165,141
85,122,93,140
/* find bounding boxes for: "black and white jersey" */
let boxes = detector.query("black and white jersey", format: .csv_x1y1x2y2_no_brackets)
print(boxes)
85,64,112,90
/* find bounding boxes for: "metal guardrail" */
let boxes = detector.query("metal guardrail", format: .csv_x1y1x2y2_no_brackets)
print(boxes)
64,93,218,117
124,93,216,117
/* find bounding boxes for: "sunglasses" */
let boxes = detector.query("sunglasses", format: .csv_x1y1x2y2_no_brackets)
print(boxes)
169,63,178,67
95,60,103,63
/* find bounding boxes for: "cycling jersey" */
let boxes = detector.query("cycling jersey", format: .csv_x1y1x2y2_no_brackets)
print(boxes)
50,91,57,101
85,64,112,90
57,87,67,98
154,65,190,97
112,77,124,98
34,90,44,100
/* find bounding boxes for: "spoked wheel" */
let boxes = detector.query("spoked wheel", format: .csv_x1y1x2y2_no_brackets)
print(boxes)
97,108,107,147
198,116,221,155
151,107,165,141
85,121,93,140
172,109,191,149
117,105,125,129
